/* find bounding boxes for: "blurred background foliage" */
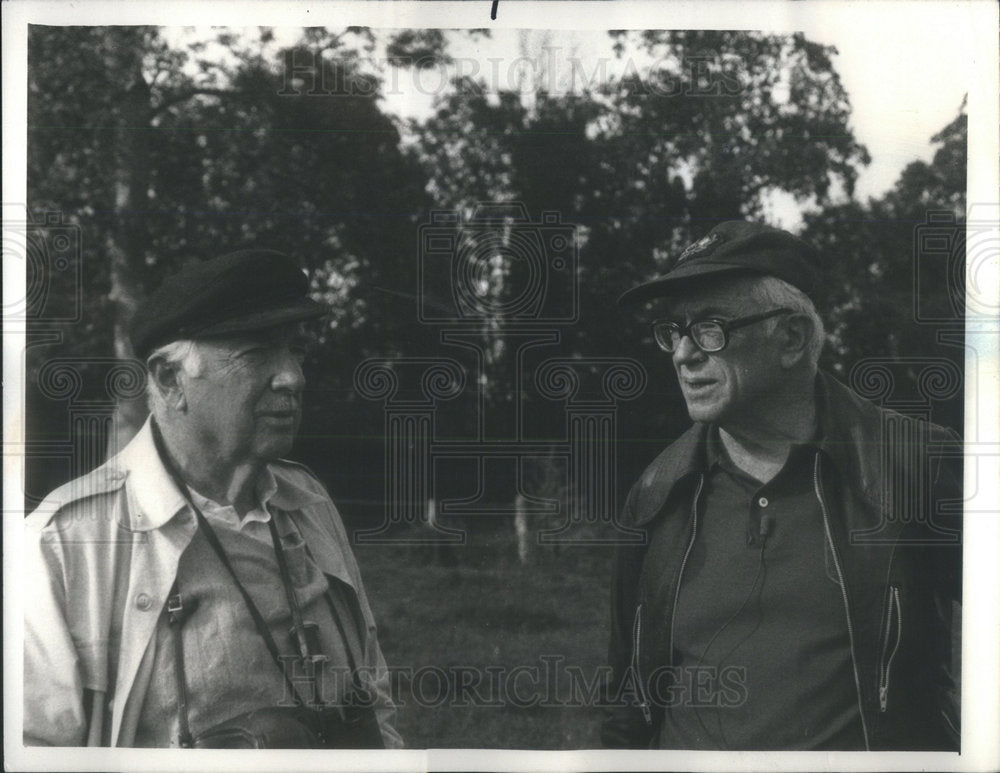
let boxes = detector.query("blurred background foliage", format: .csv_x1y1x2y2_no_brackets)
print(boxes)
23,26,966,748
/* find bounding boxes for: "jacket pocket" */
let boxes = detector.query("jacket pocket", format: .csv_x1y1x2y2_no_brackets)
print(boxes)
878,585,903,712
631,604,652,725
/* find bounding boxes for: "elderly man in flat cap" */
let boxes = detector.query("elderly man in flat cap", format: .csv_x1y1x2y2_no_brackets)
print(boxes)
602,221,962,751
24,250,401,749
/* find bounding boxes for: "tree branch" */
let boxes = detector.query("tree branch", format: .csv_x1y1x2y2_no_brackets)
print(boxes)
152,87,233,115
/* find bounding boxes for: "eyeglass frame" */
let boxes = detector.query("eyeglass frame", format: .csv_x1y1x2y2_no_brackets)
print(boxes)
651,307,795,353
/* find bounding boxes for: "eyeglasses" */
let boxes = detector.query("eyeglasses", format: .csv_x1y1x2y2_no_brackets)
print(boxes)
651,308,793,353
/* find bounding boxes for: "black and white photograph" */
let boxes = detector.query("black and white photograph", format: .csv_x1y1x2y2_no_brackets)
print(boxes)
4,1,998,771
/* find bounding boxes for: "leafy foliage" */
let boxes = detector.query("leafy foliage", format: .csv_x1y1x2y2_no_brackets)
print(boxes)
22,28,968,751
25,26,965,501
410,30,875,446
801,98,967,430
386,29,452,68
26,26,434,497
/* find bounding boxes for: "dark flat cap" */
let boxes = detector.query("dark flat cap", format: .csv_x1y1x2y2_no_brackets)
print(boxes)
618,220,820,306
131,249,327,360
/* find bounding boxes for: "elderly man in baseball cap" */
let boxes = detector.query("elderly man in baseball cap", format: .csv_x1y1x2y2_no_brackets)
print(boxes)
24,250,401,749
602,221,961,751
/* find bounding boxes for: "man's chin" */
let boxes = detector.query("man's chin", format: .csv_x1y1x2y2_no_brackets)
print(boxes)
255,433,297,460
688,403,726,424
684,401,723,424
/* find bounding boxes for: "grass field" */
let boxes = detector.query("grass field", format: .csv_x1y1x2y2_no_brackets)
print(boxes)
353,535,614,749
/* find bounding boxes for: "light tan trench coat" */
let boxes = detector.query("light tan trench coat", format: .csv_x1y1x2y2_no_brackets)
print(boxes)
24,419,401,748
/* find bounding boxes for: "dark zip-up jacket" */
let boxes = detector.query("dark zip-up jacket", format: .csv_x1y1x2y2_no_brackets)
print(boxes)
602,372,962,750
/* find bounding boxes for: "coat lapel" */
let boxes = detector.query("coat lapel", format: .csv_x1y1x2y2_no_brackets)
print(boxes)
108,422,196,746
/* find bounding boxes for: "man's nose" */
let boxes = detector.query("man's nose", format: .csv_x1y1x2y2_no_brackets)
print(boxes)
271,348,306,392
671,333,706,368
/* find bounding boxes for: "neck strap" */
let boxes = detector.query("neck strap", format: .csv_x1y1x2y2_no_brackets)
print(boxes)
150,420,313,704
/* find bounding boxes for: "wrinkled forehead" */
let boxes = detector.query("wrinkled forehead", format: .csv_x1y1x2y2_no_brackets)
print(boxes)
660,275,761,319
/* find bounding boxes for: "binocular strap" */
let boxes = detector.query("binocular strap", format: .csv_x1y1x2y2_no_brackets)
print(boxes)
151,420,363,747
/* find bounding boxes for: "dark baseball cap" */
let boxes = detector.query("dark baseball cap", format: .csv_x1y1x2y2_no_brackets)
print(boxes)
618,220,820,306
131,249,328,360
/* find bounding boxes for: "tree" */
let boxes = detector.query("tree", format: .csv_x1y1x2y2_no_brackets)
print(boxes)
28,26,194,456
26,26,434,495
801,99,967,431
593,30,869,288
410,30,872,452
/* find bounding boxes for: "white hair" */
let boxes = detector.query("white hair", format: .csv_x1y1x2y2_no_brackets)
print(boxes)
145,339,205,413
743,275,826,369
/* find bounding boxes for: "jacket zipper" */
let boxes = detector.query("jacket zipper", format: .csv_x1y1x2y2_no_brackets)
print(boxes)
668,474,704,665
814,453,871,751
632,604,653,725
878,586,902,712
632,473,704,729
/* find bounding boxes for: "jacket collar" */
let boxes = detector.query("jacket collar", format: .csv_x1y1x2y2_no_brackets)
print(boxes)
112,417,327,531
630,422,707,527
630,370,884,527
813,370,885,506
270,467,328,511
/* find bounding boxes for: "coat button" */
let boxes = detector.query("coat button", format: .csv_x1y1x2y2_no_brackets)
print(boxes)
135,593,153,611
758,497,769,508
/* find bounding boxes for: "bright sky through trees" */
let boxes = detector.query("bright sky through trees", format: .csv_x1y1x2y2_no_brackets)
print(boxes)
161,21,970,230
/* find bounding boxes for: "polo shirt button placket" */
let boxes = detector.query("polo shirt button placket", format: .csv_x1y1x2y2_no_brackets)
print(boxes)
751,496,771,546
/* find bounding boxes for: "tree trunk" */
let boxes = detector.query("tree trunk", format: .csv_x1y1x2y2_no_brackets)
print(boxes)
105,64,152,458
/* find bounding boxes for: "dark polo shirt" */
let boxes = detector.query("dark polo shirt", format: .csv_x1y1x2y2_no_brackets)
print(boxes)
660,428,866,750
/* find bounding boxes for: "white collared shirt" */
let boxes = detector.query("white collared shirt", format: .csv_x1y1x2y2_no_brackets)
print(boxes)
188,467,278,542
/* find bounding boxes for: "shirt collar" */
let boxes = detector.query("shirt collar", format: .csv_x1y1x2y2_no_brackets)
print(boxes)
114,418,188,531
628,371,884,529
114,417,327,531
705,417,824,473
189,466,278,530
704,425,725,471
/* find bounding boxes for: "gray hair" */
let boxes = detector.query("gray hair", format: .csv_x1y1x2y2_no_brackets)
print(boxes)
743,275,826,369
145,339,205,412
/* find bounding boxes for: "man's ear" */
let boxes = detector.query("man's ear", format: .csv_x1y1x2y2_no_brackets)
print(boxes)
779,313,814,369
148,357,186,411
